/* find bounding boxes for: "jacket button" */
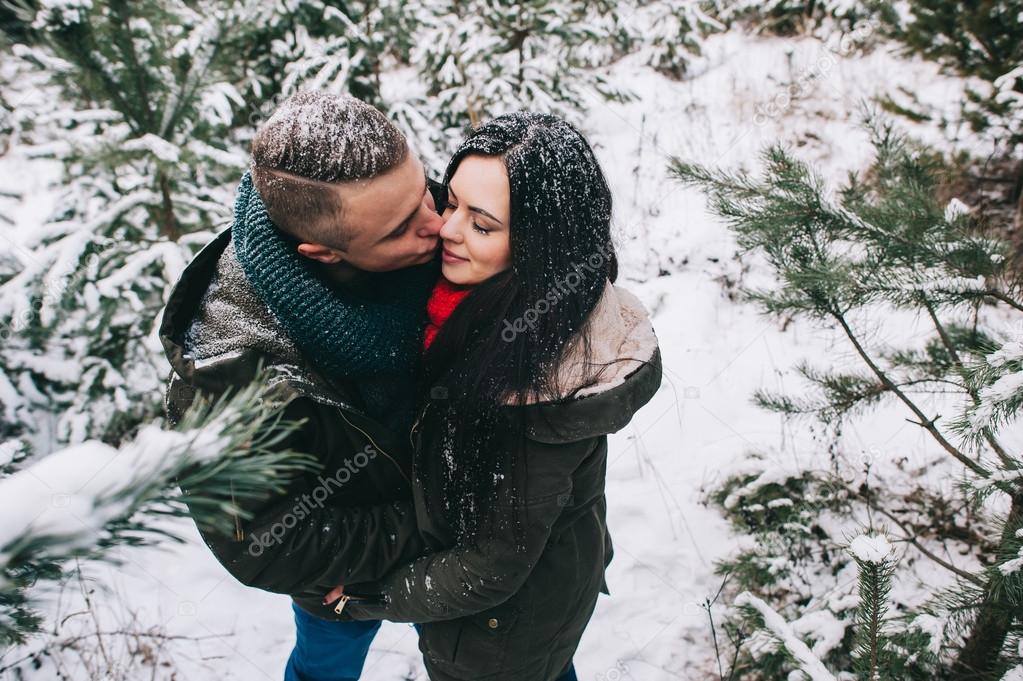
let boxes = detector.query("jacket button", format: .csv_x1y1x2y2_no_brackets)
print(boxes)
488,618,499,629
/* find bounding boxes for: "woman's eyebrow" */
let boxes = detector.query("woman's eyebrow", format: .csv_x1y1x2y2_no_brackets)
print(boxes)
448,184,502,224
469,206,503,224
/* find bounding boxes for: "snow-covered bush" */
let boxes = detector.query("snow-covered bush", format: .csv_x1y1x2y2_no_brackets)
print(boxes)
711,0,885,37
403,0,633,160
678,119,1023,678
614,0,724,80
879,0,1023,234
0,0,262,448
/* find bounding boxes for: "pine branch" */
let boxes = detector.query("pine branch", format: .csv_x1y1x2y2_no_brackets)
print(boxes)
921,298,1014,468
848,534,897,681
859,497,983,586
734,591,838,681
950,493,1023,679
0,374,317,646
829,310,992,479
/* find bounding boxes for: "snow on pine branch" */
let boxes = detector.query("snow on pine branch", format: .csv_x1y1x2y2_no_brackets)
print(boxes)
0,200,197,444
960,330,1023,460
848,533,895,564
0,422,231,571
0,377,313,643
735,591,839,681
998,529,1023,577
729,538,898,680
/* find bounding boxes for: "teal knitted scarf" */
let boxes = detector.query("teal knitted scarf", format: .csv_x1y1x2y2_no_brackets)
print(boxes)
231,170,436,429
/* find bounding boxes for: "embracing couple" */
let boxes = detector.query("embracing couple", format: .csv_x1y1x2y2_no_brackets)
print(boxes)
159,91,662,681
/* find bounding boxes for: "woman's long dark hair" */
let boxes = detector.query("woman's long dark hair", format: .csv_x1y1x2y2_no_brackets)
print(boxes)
418,112,618,544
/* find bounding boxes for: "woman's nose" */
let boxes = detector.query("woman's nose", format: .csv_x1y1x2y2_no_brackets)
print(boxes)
439,214,462,242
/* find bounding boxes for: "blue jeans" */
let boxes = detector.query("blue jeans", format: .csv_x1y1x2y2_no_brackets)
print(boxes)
284,602,381,681
284,602,579,681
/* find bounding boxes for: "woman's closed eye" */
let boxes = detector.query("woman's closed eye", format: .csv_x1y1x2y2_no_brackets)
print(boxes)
443,199,489,234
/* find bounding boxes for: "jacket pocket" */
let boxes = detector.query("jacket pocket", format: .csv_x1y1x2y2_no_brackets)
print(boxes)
421,599,524,677
420,616,464,665
450,600,523,675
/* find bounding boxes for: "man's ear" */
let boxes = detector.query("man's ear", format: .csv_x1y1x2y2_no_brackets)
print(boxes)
296,242,345,264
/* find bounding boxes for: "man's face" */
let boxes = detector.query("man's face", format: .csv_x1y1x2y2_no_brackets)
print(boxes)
317,154,443,272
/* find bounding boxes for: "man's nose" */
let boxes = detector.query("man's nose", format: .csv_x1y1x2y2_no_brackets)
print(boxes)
416,209,444,238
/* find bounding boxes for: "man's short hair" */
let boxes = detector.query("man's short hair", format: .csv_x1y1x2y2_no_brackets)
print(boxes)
250,91,409,249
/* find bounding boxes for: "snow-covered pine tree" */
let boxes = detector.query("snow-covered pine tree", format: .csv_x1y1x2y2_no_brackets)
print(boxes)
407,0,632,161
0,0,262,449
0,375,315,646
630,0,728,79
220,0,419,130
0,0,32,41
0,3,33,252
881,0,1023,233
848,534,898,681
246,0,448,167
711,0,883,36
206,0,351,132
272,0,416,106
727,534,907,680
675,118,1023,679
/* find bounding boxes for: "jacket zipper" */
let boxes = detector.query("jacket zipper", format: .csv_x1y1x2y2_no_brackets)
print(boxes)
338,411,411,487
331,592,385,614
333,594,351,614
409,402,430,448
226,408,407,542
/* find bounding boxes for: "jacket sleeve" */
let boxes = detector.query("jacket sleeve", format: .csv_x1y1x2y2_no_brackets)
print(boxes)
204,497,425,595
185,395,428,595
342,436,596,623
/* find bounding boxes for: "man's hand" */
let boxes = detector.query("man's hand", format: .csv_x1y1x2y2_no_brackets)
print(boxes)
323,584,345,604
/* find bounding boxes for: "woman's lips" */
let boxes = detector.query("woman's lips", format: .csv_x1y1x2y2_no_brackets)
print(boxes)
442,248,469,264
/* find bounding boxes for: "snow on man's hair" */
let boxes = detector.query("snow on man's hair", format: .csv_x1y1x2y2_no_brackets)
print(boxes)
249,91,409,249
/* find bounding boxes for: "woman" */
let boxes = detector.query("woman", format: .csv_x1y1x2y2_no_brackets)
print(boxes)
334,112,662,680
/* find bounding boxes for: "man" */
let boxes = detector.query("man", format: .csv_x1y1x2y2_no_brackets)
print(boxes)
160,90,444,681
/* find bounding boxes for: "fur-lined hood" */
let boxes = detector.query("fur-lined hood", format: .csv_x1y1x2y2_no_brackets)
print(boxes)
516,280,662,444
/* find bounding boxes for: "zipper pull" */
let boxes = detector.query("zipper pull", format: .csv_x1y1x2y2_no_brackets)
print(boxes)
333,594,351,615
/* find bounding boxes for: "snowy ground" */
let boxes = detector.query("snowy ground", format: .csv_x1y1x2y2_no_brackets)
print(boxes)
2,30,987,681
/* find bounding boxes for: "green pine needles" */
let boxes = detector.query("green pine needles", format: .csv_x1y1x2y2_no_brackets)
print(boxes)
678,117,1023,679
0,374,317,647
848,535,897,681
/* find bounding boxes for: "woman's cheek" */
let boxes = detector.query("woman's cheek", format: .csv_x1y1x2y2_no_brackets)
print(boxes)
497,235,512,270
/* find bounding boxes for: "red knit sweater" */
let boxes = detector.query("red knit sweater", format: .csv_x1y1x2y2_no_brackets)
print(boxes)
423,276,473,352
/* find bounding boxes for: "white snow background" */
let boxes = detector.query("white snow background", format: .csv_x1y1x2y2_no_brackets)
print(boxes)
0,27,1006,681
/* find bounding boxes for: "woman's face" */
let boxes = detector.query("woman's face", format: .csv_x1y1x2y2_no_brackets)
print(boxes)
439,155,512,285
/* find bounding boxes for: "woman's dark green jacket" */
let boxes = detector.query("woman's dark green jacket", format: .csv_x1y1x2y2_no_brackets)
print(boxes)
343,281,662,681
